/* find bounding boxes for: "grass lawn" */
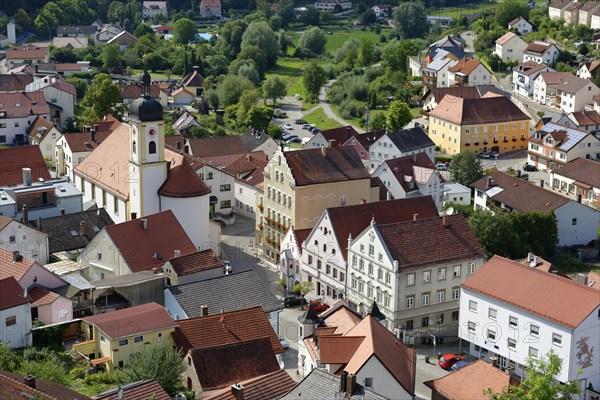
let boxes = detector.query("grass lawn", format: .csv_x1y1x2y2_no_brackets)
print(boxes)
303,107,343,130
410,106,422,118
428,0,545,20
132,69,175,80
265,58,307,97
286,26,392,54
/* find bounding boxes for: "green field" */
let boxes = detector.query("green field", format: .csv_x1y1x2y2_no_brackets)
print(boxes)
303,107,343,130
287,26,392,54
429,0,546,20
265,58,307,97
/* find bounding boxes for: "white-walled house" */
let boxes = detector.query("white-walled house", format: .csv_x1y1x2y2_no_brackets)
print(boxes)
533,71,577,105
549,0,571,20
280,227,311,290
26,116,62,166
195,162,236,220
523,41,560,65
556,76,600,114
368,127,435,171
25,76,76,130
0,216,48,265
495,32,527,62
28,286,73,325
0,277,32,349
422,57,458,88
508,16,533,35
447,57,492,87
577,61,599,80
459,256,600,390
512,62,554,98
0,91,50,146
549,158,600,206
372,153,444,207
224,153,268,219
345,214,485,338
472,171,600,246
442,182,471,207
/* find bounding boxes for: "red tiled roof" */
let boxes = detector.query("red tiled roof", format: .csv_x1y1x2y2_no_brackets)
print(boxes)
201,0,222,7
293,228,312,248
189,338,280,390
158,159,211,198
82,302,175,340
318,336,365,364
0,371,90,400
472,171,571,212
0,277,29,311
121,83,160,99
104,210,196,273
284,146,369,186
552,158,600,189
448,56,484,75
0,145,51,187
28,286,59,307
172,87,194,97
524,41,555,56
167,249,222,276
377,214,484,270
462,256,600,328
325,197,439,261
26,115,55,142
50,80,76,96
343,129,386,150
0,248,37,281
512,61,551,76
318,125,359,147
508,16,525,25
61,131,113,153
571,110,600,127
0,215,11,230
0,73,34,92
429,95,530,125
380,153,444,193
6,46,48,60
172,306,284,354
516,255,569,278
0,91,50,118
187,136,247,158
93,380,170,400
424,360,514,400
224,153,268,188
203,369,295,400
537,71,574,85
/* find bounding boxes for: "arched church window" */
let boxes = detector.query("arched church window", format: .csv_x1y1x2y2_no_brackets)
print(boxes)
149,141,156,154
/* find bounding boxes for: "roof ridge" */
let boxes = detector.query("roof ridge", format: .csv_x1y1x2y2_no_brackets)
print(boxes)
169,269,253,289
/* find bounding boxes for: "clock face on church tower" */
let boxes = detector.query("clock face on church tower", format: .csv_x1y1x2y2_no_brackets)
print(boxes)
147,128,156,137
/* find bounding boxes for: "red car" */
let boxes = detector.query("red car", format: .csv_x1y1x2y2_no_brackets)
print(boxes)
438,354,465,370
306,300,330,313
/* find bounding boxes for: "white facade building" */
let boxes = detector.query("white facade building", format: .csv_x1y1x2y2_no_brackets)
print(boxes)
523,41,560,65
0,277,32,349
495,32,528,62
442,182,471,207
25,76,76,130
0,216,49,265
508,17,533,35
512,62,554,98
368,127,435,171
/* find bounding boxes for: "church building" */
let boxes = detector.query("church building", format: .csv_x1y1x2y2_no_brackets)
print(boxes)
74,71,213,249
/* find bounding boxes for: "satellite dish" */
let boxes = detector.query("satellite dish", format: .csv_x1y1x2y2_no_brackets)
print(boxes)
446,207,455,215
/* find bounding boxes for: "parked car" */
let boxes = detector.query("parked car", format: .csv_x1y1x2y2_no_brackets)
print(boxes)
287,137,302,144
212,219,226,228
277,294,304,307
307,300,330,313
279,335,289,350
523,164,537,172
284,123,293,129
450,360,470,372
301,124,311,130
435,163,448,171
281,133,293,140
308,125,317,132
438,354,465,370
478,152,491,159
312,128,321,134
295,119,307,124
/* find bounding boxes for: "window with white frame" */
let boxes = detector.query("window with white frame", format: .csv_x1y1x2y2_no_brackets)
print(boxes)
552,333,562,346
529,347,538,358
438,268,446,280
487,328,497,341
453,265,461,277
468,263,476,275
437,290,445,303
423,270,431,283
452,287,460,300
407,273,415,286
406,296,414,309
468,321,476,332
422,293,430,306
530,324,539,337
509,316,518,328
508,338,517,350
469,300,477,312
488,308,497,320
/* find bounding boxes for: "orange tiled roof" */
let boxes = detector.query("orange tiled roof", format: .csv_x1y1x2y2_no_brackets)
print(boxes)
0,248,36,281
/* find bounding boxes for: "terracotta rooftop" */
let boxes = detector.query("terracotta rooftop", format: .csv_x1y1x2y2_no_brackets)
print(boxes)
0,145,51,187
224,153,269,188
0,371,90,400
187,135,247,158
524,41,555,56
6,46,48,60
82,302,175,340
376,214,484,270
571,110,600,127
189,338,280,391
472,171,572,212
284,146,369,186
121,83,160,99
516,254,569,278
172,306,284,354
509,16,526,25
167,249,222,276
28,286,60,307
448,56,484,75
201,0,222,7
172,87,194,97
204,369,295,400
557,75,596,94
429,95,530,125
537,71,574,85
158,159,211,198
93,380,169,400
586,271,600,290
0,73,33,92
551,158,600,189
513,61,552,76
0,277,29,311
320,301,363,335
423,85,501,104
318,125,359,147
0,248,37,281
61,131,113,153
462,255,600,328
26,115,56,142
343,129,387,150
0,215,11,230
0,90,49,118
379,152,444,193
424,360,514,400
104,210,196,273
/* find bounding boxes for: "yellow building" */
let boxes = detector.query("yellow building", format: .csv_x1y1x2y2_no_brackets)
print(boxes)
73,302,176,372
428,95,531,155
256,146,380,264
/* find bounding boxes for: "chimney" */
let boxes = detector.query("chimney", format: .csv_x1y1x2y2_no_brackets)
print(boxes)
412,153,417,163
200,305,209,316
527,252,534,263
340,371,348,394
246,154,252,162
346,373,356,395
346,126,351,141
539,179,544,188
34,64,38,73
413,213,419,221
141,218,148,230
174,249,181,258
442,215,449,227
577,194,582,203
60,208,65,215
489,356,498,368
90,129,95,142
576,273,588,286
94,123,99,131
386,190,392,200
21,205,28,222
131,212,137,220
79,221,86,236
37,216,42,231
321,146,327,157
24,375,36,389
22,167,32,186
486,177,493,189
231,383,244,400
12,251,22,263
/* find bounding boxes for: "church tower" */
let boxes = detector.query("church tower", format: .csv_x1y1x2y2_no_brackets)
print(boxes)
128,70,167,219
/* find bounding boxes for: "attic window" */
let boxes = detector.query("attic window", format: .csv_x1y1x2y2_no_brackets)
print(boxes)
153,252,163,260
58,186,66,192
92,226,100,233
70,230,78,237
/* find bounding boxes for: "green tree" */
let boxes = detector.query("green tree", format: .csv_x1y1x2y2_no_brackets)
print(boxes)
358,39,376,67
360,9,377,25
123,340,186,396
298,26,327,56
173,18,198,44
134,23,155,37
245,105,274,131
64,77,87,99
302,61,327,100
386,100,412,131
485,350,580,400
495,0,530,27
509,211,558,258
34,15,52,40
382,40,421,74
468,211,522,258
263,75,286,105
449,151,484,186
101,44,122,69
216,75,254,107
15,9,31,33
393,1,428,39
82,73,122,123
241,20,280,67
301,6,320,26
277,0,296,27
